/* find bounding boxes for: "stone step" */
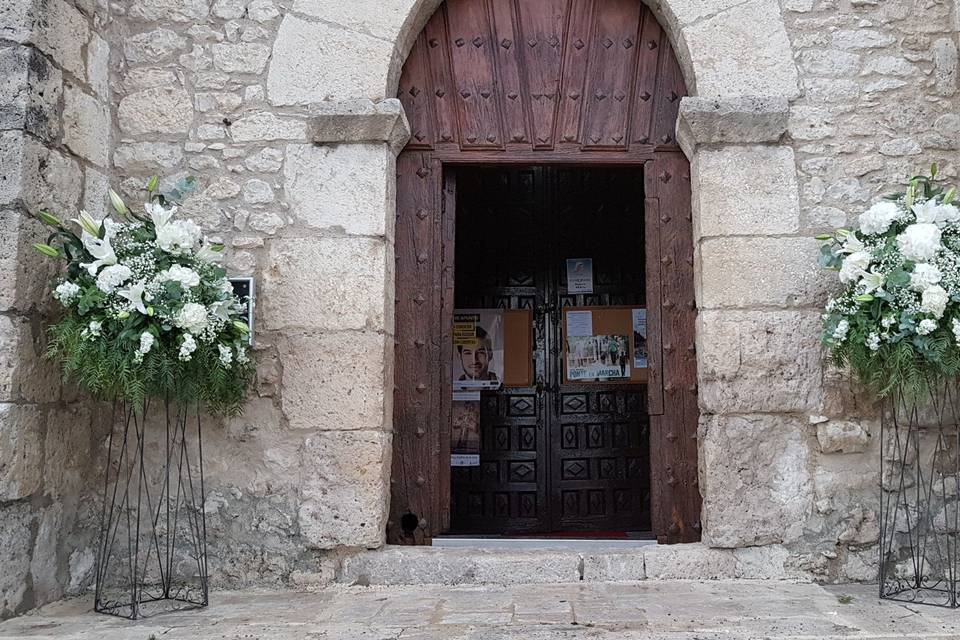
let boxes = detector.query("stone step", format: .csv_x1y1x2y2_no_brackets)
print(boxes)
337,542,809,586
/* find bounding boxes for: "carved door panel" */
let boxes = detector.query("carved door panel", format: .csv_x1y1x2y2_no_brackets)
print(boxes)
549,168,651,532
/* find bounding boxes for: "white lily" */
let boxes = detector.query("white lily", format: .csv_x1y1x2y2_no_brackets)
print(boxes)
837,234,864,255
145,202,175,230
210,299,234,322
859,269,885,294
117,281,149,315
78,230,117,276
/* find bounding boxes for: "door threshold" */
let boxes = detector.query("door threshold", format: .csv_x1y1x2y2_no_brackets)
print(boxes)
432,536,658,550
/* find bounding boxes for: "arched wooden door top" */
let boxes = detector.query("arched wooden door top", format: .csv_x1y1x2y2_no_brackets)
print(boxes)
397,0,687,157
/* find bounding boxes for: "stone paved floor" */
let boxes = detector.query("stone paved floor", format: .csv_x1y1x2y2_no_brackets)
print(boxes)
2,582,960,639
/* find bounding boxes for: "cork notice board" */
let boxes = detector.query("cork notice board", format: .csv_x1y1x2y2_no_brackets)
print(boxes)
562,306,648,384
502,310,533,387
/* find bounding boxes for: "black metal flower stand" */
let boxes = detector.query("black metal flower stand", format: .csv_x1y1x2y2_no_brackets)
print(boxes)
880,380,960,608
94,397,209,619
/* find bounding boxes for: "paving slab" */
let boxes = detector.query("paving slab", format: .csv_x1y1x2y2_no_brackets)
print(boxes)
2,581,960,639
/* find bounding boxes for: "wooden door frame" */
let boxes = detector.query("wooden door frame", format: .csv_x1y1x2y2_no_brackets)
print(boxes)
390,149,698,543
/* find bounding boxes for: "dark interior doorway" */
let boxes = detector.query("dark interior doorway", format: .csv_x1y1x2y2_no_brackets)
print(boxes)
450,166,651,535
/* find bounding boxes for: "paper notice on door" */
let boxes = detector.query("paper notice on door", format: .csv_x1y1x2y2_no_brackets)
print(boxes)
566,258,594,294
632,308,648,369
566,310,593,337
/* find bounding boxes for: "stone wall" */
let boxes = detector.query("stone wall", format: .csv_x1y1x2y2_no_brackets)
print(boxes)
692,0,960,582
0,0,113,618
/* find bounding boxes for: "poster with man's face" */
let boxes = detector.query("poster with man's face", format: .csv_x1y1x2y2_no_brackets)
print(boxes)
453,310,504,390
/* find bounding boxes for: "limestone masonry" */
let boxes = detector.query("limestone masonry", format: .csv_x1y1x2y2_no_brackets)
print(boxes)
1,0,958,620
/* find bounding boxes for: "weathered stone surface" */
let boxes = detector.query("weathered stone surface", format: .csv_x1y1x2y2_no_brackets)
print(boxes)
0,45,63,142
799,49,860,77
697,310,823,414
125,28,188,64
933,38,958,97
29,0,88,79
267,15,394,104
682,0,799,98
644,543,739,579
118,86,194,135
279,330,388,432
339,547,582,585
699,414,814,547
212,43,271,74
30,504,63,603
832,29,896,50
284,144,392,237
129,0,210,22
292,0,409,40
694,146,799,236
816,419,871,454
581,552,646,582
309,99,411,154
698,237,827,308
42,405,92,499
0,502,34,617
82,167,110,218
242,178,274,204
114,142,184,172
0,403,44,500
62,85,110,166
263,237,389,332
245,147,283,172
789,106,836,141
86,32,110,99
229,112,309,142
298,430,391,549
676,97,789,156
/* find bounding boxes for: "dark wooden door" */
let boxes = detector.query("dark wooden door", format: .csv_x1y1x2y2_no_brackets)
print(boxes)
450,167,650,534
390,0,698,544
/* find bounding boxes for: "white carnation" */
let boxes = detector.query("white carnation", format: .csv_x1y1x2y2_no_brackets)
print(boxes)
179,334,197,361
918,318,938,335
921,285,950,318
910,263,942,291
236,345,249,364
53,281,81,305
839,251,871,284
866,332,881,351
833,319,849,342
159,264,201,289
897,223,942,262
176,302,209,334
82,320,102,341
96,264,133,293
156,219,202,254
859,201,900,235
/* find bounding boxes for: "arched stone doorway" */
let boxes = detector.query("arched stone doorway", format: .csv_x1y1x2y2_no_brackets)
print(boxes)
389,0,699,544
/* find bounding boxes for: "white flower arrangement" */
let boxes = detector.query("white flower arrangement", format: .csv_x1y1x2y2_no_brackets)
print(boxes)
33,177,253,414
820,166,960,396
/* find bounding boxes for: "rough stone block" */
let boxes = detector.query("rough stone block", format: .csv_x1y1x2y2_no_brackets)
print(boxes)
279,331,388,432
582,552,646,581
30,503,63,603
19,136,84,215
933,38,958,97
229,112,310,142
118,86,194,136
0,502,34,617
676,97,789,156
698,237,828,309
0,46,63,143
263,237,389,332
292,0,410,40
643,543,738,579
86,31,110,99
682,0,799,98
699,414,814,548
284,143,392,237
816,419,871,454
308,98,411,154
63,85,110,166
43,405,92,499
697,310,823,414
28,0,88,79
124,28,188,65
694,146,799,237
212,43,271,74
114,142,184,173
0,403,44,500
267,15,394,105
298,430,391,549
129,0,210,22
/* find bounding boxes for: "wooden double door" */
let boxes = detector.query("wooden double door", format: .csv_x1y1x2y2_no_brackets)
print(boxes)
451,166,650,534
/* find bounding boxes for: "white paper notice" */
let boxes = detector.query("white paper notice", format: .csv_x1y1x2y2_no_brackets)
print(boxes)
566,310,593,337
566,258,594,294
